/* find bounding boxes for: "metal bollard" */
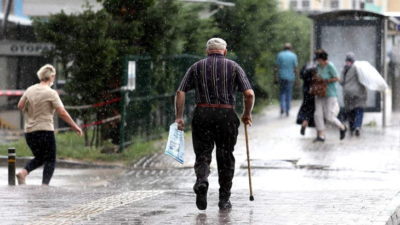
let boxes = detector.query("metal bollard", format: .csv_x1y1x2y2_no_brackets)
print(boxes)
8,148,15,186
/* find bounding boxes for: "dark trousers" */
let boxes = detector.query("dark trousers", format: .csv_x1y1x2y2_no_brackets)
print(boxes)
348,107,364,131
192,107,240,201
24,131,57,185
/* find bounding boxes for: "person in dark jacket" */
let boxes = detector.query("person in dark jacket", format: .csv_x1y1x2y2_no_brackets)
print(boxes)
175,38,255,211
297,62,317,135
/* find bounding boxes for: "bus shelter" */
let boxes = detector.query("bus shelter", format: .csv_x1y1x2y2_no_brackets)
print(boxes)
309,10,400,126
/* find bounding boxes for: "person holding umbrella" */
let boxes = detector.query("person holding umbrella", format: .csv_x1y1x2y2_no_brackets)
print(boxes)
175,38,255,210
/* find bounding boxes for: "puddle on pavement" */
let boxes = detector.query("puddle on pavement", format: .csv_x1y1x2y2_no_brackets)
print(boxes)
141,210,166,217
240,159,299,169
297,164,330,170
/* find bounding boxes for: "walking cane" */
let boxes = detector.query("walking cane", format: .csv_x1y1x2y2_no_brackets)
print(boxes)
244,124,254,201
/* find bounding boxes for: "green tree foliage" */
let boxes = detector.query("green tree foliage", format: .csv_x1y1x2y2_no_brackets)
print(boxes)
33,9,123,146
214,0,279,98
102,0,156,21
214,1,311,100
33,1,218,146
273,11,311,67
33,0,311,147
100,0,219,140
269,11,311,99
102,0,217,94
181,5,219,55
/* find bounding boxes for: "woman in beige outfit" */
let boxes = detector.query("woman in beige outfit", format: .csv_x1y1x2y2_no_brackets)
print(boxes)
16,65,82,186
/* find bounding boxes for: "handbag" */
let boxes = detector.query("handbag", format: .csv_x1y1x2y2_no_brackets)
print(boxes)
309,75,327,97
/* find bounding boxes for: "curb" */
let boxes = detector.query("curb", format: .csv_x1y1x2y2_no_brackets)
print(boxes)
0,156,125,169
376,191,400,225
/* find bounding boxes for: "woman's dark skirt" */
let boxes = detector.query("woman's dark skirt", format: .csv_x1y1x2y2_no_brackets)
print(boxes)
296,91,316,127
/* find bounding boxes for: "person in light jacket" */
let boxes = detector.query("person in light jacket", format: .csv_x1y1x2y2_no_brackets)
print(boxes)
340,52,367,136
274,43,298,116
16,64,82,186
313,49,347,142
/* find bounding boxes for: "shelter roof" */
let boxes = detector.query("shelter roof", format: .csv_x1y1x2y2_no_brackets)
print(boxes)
309,10,385,21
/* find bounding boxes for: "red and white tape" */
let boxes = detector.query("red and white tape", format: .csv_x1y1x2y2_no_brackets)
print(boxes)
0,90,120,110
0,90,63,96
0,90,24,96
57,115,121,131
65,97,122,110
1,115,121,134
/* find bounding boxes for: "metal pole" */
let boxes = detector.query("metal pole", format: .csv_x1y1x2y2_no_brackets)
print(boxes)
8,148,16,186
382,18,388,127
1,0,14,40
310,20,315,62
118,56,128,153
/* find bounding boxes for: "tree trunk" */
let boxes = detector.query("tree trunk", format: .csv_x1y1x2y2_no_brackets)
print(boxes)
83,119,89,146
95,124,100,148
90,126,96,147
95,112,100,148
100,124,104,146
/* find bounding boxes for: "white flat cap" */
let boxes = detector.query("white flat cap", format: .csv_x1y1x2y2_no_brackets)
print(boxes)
206,38,227,50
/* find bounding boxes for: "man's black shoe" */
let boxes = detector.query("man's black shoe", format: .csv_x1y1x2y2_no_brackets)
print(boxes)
218,200,232,210
340,126,347,140
194,183,208,210
313,136,325,143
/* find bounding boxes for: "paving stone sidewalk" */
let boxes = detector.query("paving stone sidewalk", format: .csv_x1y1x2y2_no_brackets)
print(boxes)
1,102,400,225
0,184,396,225
133,102,400,173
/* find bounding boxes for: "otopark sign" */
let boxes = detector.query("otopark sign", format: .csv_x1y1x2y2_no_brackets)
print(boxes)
0,42,55,56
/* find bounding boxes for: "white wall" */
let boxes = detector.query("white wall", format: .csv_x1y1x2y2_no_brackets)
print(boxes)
23,0,103,17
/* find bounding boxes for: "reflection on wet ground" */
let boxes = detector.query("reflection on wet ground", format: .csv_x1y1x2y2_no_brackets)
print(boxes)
0,167,125,188
1,104,400,224
196,210,235,225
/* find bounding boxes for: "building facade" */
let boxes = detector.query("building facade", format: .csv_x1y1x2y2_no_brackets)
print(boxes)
280,0,400,13
0,0,102,137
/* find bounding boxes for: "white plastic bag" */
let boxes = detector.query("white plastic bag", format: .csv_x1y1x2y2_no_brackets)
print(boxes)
354,61,388,91
165,123,185,164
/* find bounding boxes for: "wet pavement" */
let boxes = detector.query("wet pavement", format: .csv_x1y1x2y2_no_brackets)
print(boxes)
1,102,400,225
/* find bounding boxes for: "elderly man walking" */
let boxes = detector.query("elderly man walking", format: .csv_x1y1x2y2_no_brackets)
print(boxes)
275,43,298,116
175,38,255,211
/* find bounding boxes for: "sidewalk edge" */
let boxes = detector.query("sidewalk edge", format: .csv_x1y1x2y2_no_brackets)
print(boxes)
377,191,400,225
0,156,125,169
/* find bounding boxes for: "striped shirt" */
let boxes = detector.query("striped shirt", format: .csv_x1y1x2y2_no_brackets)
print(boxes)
178,53,252,105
